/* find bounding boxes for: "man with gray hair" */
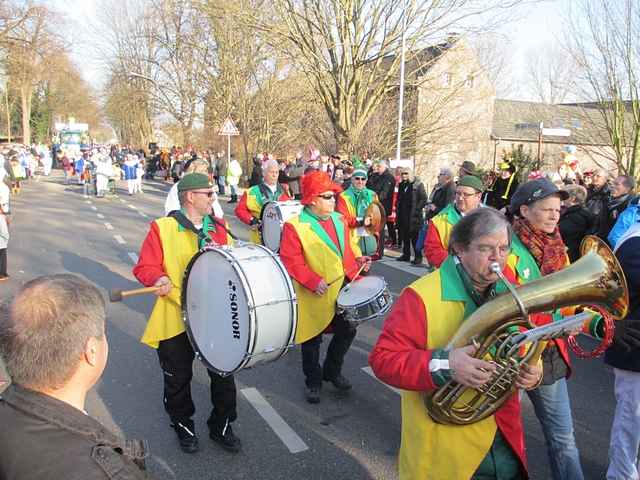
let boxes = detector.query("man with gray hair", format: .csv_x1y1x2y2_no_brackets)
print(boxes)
427,167,456,217
235,158,291,244
370,208,541,479
0,274,150,479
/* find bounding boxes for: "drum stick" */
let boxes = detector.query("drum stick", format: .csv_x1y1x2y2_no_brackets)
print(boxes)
327,262,368,287
109,286,162,302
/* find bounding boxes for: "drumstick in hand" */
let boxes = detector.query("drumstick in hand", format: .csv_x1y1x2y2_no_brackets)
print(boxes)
327,262,368,287
109,286,162,302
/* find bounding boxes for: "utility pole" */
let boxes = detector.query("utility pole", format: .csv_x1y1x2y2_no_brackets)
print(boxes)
395,0,407,167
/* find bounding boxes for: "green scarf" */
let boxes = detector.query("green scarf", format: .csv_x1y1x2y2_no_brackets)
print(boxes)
343,186,374,218
299,207,345,258
176,209,216,249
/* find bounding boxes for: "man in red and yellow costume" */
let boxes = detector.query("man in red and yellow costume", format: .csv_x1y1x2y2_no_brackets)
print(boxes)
235,158,290,244
424,175,484,268
370,207,542,480
133,173,241,455
335,166,379,258
280,171,370,404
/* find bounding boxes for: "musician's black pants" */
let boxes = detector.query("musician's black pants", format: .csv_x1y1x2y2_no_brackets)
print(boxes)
157,332,237,432
301,313,356,388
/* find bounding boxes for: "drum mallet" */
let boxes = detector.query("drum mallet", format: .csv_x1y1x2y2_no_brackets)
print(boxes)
109,286,162,302
327,262,368,286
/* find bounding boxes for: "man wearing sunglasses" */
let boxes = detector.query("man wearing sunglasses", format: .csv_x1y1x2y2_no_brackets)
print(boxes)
424,175,484,268
280,171,371,404
235,159,291,244
336,166,379,258
133,173,241,455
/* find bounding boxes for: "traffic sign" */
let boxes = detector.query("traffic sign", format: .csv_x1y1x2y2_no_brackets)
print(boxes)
218,117,240,136
541,128,571,137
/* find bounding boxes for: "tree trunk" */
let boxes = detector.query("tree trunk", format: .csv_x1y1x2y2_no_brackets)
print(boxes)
20,85,31,144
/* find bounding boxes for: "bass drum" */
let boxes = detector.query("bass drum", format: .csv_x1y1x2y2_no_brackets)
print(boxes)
261,200,303,252
182,244,297,376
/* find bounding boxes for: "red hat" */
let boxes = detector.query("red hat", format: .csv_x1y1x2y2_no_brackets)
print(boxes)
300,170,342,205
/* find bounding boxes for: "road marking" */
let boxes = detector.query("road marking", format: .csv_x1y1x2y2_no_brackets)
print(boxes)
104,223,114,230
85,200,92,204
139,211,148,218
241,387,308,454
127,204,137,210
114,234,126,244
128,252,139,264
119,198,126,203
90,206,98,211
97,213,105,219
361,366,401,395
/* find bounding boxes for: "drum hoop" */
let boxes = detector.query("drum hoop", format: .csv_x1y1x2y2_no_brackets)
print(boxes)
181,246,254,376
260,201,284,251
337,278,388,308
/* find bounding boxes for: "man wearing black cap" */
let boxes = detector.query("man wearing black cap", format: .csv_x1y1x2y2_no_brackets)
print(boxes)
423,175,484,268
133,173,241,454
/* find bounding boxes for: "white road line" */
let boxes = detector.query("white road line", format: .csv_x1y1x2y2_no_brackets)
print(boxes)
97,213,105,219
90,206,98,211
104,223,114,230
138,211,148,218
85,200,92,204
361,366,401,395
241,387,308,454
119,198,126,203
128,252,139,264
127,204,137,210
114,234,126,244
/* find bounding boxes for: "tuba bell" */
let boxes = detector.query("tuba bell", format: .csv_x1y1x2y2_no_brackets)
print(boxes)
424,235,628,426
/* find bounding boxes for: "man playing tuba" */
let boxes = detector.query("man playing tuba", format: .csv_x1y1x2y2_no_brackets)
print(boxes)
370,208,542,480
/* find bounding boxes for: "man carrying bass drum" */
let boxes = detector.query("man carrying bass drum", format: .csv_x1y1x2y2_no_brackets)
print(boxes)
133,173,241,455
280,171,370,404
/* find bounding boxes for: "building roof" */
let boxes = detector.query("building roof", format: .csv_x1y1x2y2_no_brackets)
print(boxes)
491,99,615,146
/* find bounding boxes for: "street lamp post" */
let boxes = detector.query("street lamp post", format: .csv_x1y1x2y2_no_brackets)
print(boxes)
395,0,407,167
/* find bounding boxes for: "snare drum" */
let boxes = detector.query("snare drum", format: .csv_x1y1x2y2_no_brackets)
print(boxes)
182,244,297,376
261,200,303,252
337,276,392,325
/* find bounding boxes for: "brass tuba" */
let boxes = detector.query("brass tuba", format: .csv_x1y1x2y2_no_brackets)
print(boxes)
424,235,628,426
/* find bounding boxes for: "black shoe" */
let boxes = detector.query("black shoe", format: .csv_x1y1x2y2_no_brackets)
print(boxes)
305,386,321,404
171,420,199,454
209,421,241,453
323,373,352,391
412,257,423,265
396,255,409,262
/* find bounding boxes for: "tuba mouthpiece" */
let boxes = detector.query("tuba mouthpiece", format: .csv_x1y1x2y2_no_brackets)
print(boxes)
489,262,501,274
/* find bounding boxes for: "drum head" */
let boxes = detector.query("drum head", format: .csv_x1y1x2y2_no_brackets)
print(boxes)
182,249,251,374
261,202,282,252
338,276,386,307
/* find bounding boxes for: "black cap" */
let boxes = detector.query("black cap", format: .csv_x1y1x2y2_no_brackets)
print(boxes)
509,178,569,215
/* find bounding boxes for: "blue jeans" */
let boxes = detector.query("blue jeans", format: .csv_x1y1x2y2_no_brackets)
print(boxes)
527,378,584,480
218,175,226,195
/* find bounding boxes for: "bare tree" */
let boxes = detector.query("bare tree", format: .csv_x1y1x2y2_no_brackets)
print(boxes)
524,43,577,104
566,0,640,176
235,0,530,155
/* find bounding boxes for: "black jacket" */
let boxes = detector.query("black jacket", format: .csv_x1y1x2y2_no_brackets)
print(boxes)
249,162,263,187
0,384,150,480
396,178,428,234
429,181,456,218
367,170,396,214
558,205,596,262
603,193,635,240
605,234,640,372
585,185,610,238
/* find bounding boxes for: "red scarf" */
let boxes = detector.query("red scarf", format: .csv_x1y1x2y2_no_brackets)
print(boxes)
512,217,567,275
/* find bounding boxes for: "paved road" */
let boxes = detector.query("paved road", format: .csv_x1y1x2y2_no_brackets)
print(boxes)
1,171,616,479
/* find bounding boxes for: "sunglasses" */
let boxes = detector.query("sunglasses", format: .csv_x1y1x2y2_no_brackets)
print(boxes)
317,193,336,200
353,177,366,181
192,191,214,198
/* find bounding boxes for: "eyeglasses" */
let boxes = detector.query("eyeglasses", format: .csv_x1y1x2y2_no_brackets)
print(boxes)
317,193,336,200
192,191,214,198
401,172,409,176
353,177,366,181
455,191,478,198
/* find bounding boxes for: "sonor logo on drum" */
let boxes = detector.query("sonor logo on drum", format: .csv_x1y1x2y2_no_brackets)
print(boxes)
228,280,241,340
